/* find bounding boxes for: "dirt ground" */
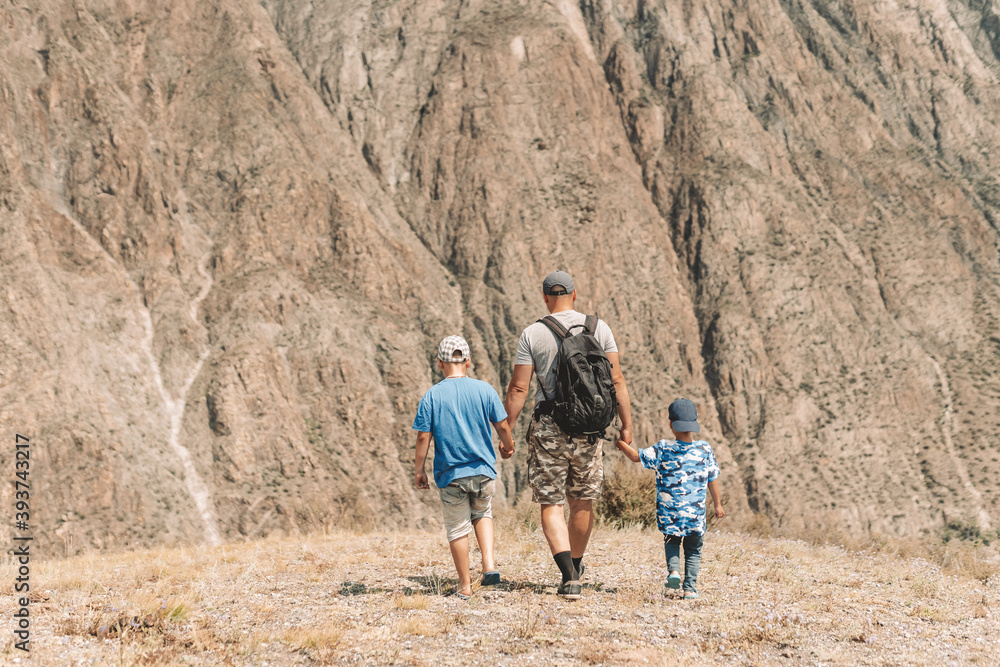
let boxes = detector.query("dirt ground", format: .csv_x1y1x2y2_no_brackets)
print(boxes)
3,516,999,665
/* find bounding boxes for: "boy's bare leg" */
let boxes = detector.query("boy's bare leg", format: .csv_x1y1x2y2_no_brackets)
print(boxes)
448,534,472,595
472,517,496,572
540,504,571,554
567,498,594,559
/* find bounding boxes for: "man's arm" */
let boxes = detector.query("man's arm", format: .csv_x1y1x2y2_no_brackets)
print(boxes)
503,364,534,428
708,479,725,518
606,351,633,444
493,419,515,458
414,431,431,489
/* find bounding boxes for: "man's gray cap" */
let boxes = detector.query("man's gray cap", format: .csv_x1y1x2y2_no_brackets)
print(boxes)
543,270,575,295
438,335,470,362
668,398,700,433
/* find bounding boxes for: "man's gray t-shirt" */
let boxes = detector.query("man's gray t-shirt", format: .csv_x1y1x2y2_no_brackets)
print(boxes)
515,310,618,402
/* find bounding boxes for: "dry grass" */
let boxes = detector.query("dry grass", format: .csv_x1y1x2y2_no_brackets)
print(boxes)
394,616,449,637
276,620,345,650
511,603,541,639
576,641,611,664
1,512,998,665
393,593,430,610
762,518,1000,584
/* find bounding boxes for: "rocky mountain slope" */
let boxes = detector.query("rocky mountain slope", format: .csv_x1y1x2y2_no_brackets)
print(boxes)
1,0,998,555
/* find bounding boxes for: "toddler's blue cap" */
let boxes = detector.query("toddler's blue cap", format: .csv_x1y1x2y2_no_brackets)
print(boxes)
668,398,700,433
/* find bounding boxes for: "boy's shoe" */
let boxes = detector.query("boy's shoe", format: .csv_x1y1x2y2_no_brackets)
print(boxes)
666,572,682,589
481,570,501,586
576,564,585,580
557,580,582,600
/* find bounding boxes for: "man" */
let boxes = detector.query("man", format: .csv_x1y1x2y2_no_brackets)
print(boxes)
504,270,633,599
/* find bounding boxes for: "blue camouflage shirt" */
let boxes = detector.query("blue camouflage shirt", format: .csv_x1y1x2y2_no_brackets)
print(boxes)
639,439,720,536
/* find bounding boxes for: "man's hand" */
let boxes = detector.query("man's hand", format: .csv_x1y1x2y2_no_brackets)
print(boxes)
415,470,429,490
606,351,632,445
500,442,515,459
713,503,726,519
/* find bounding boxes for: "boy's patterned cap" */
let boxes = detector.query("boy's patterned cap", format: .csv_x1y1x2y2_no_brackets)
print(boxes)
437,335,470,362
668,398,700,433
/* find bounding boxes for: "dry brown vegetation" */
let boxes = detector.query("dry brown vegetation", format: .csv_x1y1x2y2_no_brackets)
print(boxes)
2,510,999,665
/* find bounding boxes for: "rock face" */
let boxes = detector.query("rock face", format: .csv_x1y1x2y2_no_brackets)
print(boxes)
1,0,998,555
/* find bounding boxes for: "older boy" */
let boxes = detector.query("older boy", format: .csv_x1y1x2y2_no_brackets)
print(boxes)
413,336,515,599
615,398,724,599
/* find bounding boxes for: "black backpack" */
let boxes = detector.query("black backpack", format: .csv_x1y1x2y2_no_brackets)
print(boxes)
538,315,618,440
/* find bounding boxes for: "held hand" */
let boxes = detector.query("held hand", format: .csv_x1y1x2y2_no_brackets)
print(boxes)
500,443,515,459
714,503,726,519
619,426,633,445
615,439,640,463
415,470,429,490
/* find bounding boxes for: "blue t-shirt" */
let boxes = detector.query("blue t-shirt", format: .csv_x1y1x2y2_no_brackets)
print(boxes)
412,377,507,488
639,439,720,536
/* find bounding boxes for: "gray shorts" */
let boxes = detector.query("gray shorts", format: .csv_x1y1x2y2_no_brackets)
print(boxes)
439,475,496,542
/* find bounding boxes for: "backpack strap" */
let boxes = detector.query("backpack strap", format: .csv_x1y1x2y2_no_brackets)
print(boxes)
537,316,571,340
565,315,598,335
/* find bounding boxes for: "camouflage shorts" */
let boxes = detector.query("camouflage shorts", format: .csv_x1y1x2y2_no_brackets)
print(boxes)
526,413,604,504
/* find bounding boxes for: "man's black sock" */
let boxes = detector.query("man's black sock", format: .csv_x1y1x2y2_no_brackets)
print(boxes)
553,551,575,583
572,556,583,575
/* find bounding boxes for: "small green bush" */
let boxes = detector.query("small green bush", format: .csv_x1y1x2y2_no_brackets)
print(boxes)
597,458,656,528
942,519,998,546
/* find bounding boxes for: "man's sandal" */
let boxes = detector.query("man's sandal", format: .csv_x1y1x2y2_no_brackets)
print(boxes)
683,591,700,600
665,572,682,589
481,571,501,586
